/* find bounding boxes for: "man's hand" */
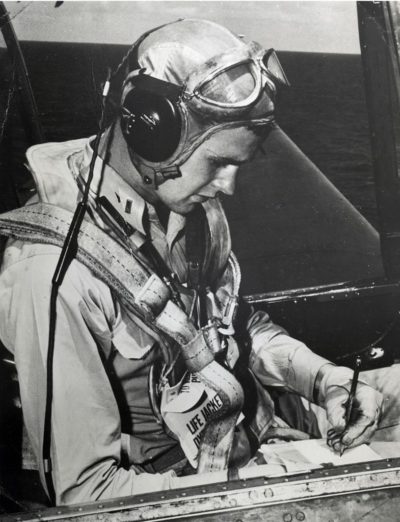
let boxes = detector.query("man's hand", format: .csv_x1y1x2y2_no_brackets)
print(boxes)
315,364,383,453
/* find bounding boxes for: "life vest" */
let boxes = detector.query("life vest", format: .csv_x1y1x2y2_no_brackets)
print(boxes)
0,138,274,472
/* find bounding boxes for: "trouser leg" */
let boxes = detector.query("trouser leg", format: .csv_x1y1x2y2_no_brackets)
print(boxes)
359,364,400,441
270,390,324,438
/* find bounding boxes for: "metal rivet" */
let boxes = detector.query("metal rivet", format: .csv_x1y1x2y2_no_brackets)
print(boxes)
296,512,306,521
283,513,293,522
143,175,152,184
264,488,274,498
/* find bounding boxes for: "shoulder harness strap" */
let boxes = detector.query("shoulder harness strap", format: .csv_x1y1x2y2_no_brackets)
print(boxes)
0,202,244,472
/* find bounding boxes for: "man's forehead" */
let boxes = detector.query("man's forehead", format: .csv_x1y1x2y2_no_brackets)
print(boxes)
205,127,262,161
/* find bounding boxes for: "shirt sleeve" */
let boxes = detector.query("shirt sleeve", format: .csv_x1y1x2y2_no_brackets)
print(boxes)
0,241,178,505
246,309,330,400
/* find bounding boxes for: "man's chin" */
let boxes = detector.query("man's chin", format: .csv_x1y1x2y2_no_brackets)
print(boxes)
171,201,203,215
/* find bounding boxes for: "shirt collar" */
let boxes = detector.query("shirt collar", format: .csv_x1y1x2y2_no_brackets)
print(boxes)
166,213,186,247
78,138,186,247
146,203,186,247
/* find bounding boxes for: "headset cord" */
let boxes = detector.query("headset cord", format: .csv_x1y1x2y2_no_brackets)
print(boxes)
42,72,111,505
96,194,186,311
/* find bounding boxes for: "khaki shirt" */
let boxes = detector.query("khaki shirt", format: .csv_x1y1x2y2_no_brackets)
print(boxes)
0,138,328,504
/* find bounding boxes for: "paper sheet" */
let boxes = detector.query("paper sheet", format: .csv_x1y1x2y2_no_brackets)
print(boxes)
291,439,382,465
259,439,382,473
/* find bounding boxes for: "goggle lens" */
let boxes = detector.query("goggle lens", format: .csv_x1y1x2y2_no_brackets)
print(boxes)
198,63,256,104
262,50,290,87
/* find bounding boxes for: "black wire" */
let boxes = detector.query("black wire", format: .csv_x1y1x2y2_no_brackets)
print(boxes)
83,75,111,202
52,70,111,289
42,69,111,504
42,285,58,504
335,310,400,363
41,23,181,501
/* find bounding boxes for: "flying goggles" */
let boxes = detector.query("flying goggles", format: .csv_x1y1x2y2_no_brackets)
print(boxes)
181,41,290,117
121,40,289,175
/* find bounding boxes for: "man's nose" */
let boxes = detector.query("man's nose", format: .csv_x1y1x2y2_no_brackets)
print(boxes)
212,166,238,196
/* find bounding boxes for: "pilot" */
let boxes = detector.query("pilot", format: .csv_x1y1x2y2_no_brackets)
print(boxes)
0,19,392,506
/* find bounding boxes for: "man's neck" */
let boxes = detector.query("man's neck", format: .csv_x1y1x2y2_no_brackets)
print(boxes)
154,201,171,231
98,121,159,206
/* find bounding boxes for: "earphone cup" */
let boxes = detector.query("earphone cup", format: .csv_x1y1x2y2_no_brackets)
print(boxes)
121,87,182,163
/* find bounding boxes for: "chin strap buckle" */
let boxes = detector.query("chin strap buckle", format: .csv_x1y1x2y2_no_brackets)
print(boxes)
159,165,182,181
142,165,182,189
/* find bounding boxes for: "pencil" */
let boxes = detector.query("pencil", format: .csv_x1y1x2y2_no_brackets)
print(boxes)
340,355,362,456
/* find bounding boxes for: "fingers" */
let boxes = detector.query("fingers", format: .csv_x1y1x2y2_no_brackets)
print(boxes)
341,414,379,448
327,432,342,453
324,384,383,453
327,408,380,453
340,389,383,449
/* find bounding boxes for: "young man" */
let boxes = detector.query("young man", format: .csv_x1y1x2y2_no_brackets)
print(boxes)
0,19,390,505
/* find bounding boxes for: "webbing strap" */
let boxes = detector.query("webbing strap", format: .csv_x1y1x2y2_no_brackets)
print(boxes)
0,203,244,471
0,204,170,329
197,361,244,472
